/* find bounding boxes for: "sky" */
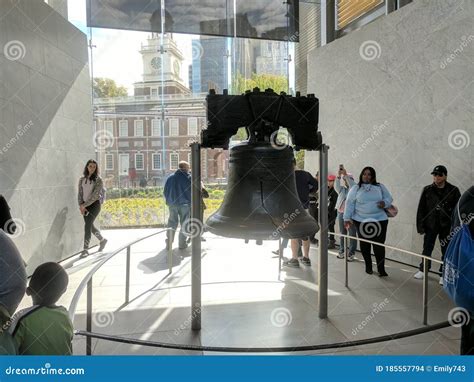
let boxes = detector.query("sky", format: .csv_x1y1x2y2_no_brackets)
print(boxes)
67,0,196,94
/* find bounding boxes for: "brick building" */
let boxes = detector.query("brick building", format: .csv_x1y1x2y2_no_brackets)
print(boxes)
94,34,228,188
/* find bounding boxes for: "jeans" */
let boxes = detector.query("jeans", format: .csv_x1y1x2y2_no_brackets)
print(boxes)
167,204,190,248
354,219,388,274
337,211,356,255
83,201,104,249
418,226,451,273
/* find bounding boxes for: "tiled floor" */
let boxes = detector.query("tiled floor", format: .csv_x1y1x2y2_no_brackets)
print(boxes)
20,228,461,355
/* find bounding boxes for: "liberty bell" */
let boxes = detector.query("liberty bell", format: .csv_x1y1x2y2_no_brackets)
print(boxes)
201,88,321,241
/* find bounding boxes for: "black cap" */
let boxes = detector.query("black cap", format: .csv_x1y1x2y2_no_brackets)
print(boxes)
431,165,447,175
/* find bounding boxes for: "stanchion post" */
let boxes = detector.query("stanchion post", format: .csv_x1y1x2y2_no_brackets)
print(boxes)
344,237,349,288
278,237,282,279
422,257,428,325
125,246,131,304
318,144,329,319
86,278,93,355
191,143,202,331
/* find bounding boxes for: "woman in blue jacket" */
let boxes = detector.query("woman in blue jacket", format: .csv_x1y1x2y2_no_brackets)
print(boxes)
344,167,393,276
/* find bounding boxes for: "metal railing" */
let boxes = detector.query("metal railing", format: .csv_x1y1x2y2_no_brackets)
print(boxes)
68,228,173,355
329,231,443,325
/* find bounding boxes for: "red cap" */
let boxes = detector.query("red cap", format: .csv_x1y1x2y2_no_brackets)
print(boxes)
328,174,336,181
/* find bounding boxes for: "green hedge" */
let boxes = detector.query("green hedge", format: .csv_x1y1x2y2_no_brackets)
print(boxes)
99,196,224,228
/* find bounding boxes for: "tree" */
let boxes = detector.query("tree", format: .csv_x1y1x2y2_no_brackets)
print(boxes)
93,77,128,98
231,72,288,95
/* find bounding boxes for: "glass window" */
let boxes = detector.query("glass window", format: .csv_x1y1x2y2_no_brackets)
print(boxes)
169,118,179,136
119,120,128,137
135,153,144,170
151,119,161,136
170,152,179,170
104,120,114,136
152,153,162,170
151,88,158,97
134,120,144,136
187,117,198,136
105,154,113,170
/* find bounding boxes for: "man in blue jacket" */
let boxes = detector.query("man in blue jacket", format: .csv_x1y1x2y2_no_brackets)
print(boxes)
164,161,191,249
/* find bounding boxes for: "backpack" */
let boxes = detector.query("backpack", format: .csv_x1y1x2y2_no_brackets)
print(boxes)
443,203,474,311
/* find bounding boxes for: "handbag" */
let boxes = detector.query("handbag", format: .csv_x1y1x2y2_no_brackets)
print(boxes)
443,203,474,311
385,204,398,218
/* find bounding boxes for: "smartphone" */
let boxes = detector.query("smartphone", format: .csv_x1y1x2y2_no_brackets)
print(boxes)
84,210,89,216
339,164,344,171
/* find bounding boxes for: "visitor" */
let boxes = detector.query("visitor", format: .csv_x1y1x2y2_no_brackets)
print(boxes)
328,174,338,249
77,159,107,258
334,166,356,260
10,262,73,355
344,167,393,277
164,161,192,249
414,165,461,284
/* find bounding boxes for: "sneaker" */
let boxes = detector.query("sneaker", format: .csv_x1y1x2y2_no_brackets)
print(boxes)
301,257,311,266
79,250,89,258
378,271,388,277
413,271,424,279
272,250,280,255
439,277,443,286
98,239,108,252
337,253,344,259
347,253,355,262
285,258,300,268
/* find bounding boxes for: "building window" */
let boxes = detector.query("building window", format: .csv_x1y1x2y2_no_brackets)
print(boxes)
151,88,158,97
151,119,161,136
170,152,179,170
134,120,144,136
169,118,179,136
152,153,162,170
134,141,144,147
135,153,144,170
187,117,198,136
104,120,114,136
119,120,128,137
105,154,113,170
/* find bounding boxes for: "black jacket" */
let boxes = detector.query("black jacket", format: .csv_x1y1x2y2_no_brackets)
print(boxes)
416,182,461,233
0,195,16,234
328,187,338,220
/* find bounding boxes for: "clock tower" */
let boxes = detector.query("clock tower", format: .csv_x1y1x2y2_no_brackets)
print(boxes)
136,33,190,95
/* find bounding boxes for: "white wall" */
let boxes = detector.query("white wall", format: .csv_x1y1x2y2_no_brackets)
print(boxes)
306,0,473,265
0,0,94,272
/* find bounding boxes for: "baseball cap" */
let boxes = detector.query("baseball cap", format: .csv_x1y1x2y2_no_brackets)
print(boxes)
431,165,447,175
328,174,336,181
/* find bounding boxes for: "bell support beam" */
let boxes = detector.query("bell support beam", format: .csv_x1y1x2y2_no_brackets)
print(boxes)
318,144,329,319
191,142,202,331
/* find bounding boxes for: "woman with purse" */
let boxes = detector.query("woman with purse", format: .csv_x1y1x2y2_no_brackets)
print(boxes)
78,159,107,258
343,166,393,277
